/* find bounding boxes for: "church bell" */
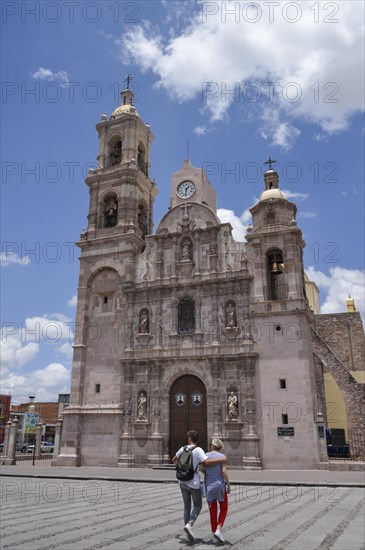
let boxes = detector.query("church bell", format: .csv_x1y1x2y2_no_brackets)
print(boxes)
271,261,282,274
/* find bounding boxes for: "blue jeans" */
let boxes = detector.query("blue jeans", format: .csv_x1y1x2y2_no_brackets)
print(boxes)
180,484,202,526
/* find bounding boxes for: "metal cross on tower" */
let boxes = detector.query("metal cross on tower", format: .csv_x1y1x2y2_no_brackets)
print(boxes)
124,73,133,89
264,156,277,170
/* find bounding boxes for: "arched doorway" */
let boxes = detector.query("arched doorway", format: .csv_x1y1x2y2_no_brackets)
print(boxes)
169,375,207,457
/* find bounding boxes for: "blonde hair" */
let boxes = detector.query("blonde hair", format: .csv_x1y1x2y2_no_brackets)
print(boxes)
211,438,224,451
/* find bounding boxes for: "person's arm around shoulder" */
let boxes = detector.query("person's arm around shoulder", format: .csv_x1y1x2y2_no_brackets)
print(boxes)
203,453,227,467
223,465,231,494
172,446,184,465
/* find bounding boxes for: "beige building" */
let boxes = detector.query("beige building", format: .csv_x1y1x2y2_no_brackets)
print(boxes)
55,85,365,469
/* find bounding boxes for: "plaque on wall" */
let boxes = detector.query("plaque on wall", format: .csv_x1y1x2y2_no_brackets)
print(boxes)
277,427,294,437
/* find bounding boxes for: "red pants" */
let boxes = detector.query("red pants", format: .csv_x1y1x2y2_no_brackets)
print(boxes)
208,492,228,533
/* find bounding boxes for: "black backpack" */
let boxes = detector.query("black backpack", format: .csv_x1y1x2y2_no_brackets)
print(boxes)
176,445,199,481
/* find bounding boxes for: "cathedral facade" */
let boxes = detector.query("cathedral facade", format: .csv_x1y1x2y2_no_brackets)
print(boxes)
55,86,364,470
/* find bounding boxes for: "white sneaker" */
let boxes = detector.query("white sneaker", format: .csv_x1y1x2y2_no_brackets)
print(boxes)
214,529,225,543
184,523,195,543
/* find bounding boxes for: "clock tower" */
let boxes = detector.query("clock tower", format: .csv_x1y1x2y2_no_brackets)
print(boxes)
170,159,217,211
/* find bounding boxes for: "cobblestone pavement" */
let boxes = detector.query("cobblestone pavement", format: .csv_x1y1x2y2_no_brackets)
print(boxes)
1,477,364,549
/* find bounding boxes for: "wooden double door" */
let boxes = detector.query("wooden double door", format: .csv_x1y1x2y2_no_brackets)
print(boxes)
169,375,207,457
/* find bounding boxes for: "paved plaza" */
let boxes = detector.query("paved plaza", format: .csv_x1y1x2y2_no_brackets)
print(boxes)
1,470,364,550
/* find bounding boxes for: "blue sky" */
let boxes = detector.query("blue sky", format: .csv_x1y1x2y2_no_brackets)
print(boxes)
1,0,364,403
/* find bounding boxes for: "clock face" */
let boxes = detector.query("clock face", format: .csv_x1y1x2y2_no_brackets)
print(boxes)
177,180,196,198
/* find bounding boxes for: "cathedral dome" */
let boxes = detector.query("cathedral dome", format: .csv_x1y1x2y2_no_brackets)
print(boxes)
259,188,287,202
111,104,139,117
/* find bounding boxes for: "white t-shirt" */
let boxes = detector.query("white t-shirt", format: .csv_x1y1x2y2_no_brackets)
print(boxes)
176,445,208,489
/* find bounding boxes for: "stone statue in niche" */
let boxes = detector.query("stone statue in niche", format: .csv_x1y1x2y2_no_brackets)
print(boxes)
225,302,237,328
137,391,147,420
104,197,118,227
110,142,121,166
227,391,239,420
181,239,192,261
139,309,149,334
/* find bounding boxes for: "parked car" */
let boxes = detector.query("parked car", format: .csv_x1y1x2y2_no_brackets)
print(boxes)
41,442,54,453
16,443,28,453
26,442,54,453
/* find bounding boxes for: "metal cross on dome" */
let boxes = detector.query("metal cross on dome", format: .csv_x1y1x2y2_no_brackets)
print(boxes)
124,73,133,89
264,156,277,170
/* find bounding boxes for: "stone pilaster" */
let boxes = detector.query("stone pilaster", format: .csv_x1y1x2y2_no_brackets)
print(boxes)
241,356,262,469
4,419,18,466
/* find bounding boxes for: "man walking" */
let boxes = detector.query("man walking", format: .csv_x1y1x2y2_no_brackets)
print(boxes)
172,430,227,544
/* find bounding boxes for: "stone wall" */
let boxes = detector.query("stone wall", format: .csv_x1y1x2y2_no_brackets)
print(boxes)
315,312,365,371
311,328,365,460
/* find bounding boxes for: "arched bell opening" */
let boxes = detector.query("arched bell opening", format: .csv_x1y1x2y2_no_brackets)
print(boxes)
137,141,147,176
138,201,148,240
101,193,118,228
266,249,286,300
108,137,122,167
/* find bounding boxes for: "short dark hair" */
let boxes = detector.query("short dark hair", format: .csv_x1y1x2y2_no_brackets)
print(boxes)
187,430,199,443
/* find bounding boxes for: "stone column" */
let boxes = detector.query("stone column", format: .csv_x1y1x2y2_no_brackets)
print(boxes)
118,364,134,467
161,389,171,464
51,417,63,466
242,356,262,469
195,296,202,332
171,236,177,278
35,423,42,459
211,286,220,345
148,365,164,467
195,233,201,275
88,187,99,231
156,239,163,280
315,411,328,463
209,229,218,272
171,296,178,334
3,420,11,460
211,364,222,437
4,418,18,465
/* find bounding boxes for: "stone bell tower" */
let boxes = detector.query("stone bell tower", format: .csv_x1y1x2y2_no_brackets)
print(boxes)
55,77,158,467
86,77,157,240
245,158,320,469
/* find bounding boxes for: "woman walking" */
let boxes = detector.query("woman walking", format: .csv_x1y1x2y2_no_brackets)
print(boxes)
203,438,230,544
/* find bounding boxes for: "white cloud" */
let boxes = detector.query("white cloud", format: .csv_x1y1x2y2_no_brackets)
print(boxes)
22,314,74,344
0,314,74,376
57,342,73,359
1,363,70,403
282,189,309,201
0,332,39,373
193,125,207,136
298,211,317,219
32,67,70,87
32,363,70,389
120,1,364,145
68,295,77,307
306,266,365,320
1,252,30,267
342,187,358,199
260,107,301,150
217,208,252,242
